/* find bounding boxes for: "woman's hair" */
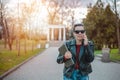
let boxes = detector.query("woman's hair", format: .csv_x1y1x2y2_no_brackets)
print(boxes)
73,23,84,31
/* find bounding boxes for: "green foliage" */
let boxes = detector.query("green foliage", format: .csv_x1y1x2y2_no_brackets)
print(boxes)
83,0,117,49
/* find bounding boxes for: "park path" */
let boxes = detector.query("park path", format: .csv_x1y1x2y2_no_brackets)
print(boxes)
3,47,120,80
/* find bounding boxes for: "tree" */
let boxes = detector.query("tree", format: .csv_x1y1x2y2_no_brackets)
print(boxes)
104,4,117,48
113,0,120,54
4,18,16,50
20,1,37,53
45,0,65,24
83,0,105,49
83,0,117,49
63,0,82,39
0,0,7,48
108,0,120,53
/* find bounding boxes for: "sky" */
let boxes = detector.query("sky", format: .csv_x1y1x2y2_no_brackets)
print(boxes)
1,0,120,28
2,0,103,8
1,0,120,35
2,0,120,20
2,0,98,23
74,0,120,23
2,0,120,8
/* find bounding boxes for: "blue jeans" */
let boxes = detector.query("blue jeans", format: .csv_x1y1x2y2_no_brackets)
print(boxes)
64,70,89,80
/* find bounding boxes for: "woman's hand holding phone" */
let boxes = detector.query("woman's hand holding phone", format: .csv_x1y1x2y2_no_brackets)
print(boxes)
83,33,88,46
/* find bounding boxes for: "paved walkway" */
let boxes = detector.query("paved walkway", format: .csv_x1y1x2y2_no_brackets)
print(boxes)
90,57,120,80
3,47,120,80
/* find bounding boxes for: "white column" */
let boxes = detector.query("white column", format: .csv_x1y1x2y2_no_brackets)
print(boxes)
59,28,62,41
47,28,50,42
51,28,54,40
63,27,66,41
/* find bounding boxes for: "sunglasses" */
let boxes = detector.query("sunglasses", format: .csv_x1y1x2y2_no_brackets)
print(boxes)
74,30,85,34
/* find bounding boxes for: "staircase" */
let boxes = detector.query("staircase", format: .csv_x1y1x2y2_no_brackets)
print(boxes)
48,41,64,47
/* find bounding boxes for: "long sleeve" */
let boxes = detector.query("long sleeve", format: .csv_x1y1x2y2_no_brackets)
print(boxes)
56,53,65,64
85,41,94,63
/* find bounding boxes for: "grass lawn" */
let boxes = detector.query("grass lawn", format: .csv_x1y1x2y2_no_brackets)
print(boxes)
95,50,102,54
0,48,44,75
95,49,120,61
0,39,46,75
110,49,120,61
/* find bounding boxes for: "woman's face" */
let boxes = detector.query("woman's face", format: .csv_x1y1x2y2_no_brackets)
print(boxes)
73,26,85,41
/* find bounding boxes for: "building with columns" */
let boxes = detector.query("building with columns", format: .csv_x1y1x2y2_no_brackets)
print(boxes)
45,25,66,48
47,25,66,42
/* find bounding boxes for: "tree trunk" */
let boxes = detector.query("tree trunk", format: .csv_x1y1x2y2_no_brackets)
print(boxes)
3,20,8,49
16,39,18,50
114,0,120,54
116,19,120,54
24,38,27,54
32,40,34,51
8,42,12,51
18,39,20,56
5,19,14,51
3,29,7,48
0,0,7,48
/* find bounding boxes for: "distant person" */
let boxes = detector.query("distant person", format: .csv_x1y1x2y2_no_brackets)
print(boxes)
57,23,94,80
